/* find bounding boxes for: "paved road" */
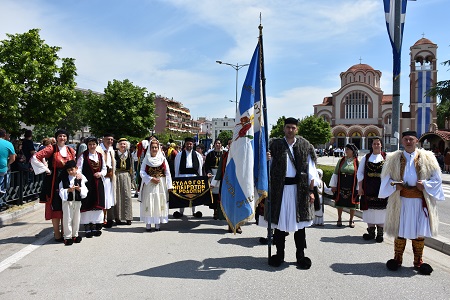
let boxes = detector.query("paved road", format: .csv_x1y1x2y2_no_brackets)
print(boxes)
0,196,450,299
317,155,450,255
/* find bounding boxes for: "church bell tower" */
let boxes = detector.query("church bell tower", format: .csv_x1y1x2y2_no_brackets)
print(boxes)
409,37,438,137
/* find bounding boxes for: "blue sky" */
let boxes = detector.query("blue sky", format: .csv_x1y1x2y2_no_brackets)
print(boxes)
1,0,449,128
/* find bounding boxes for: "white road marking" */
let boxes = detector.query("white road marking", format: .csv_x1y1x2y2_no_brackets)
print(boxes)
0,232,53,273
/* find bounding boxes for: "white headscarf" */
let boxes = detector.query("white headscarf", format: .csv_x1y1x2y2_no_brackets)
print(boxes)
145,139,165,167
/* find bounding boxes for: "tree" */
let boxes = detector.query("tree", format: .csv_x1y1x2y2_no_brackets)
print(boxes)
217,130,233,146
429,59,450,128
86,79,155,140
0,29,77,135
298,115,332,146
269,116,286,138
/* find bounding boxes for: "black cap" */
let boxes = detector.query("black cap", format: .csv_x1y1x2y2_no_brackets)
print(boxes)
185,137,194,143
64,160,77,170
402,131,417,138
284,117,298,126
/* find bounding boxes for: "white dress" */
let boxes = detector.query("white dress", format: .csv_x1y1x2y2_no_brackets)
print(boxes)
357,153,387,225
139,153,172,225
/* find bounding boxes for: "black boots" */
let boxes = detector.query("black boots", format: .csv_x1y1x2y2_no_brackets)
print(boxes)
294,228,311,269
363,227,376,240
268,229,286,267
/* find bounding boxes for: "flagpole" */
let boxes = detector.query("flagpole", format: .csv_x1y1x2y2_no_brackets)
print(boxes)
258,20,272,262
391,0,402,151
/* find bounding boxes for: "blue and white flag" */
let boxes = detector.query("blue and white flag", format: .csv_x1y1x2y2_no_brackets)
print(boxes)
384,0,408,79
221,40,268,233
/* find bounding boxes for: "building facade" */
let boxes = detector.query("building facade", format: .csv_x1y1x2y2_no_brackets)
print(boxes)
154,96,200,135
314,37,440,151
211,116,235,141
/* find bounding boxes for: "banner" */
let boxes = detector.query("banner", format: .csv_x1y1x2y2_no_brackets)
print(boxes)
220,35,268,233
169,176,213,208
383,0,408,79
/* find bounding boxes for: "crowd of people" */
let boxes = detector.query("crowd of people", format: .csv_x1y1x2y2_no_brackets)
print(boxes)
0,124,446,275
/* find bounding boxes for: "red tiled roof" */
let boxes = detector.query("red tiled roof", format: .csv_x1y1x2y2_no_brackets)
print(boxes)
382,94,392,104
346,63,374,73
414,38,435,46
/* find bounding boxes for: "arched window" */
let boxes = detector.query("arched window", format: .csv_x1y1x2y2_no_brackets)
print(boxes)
345,92,368,119
386,114,392,124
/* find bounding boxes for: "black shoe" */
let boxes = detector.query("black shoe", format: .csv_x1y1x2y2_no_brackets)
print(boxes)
146,228,153,232
268,254,284,267
64,239,73,246
173,211,183,219
55,237,64,243
115,219,125,225
103,220,114,228
297,257,312,270
73,236,82,243
126,220,132,225
93,230,102,237
236,227,242,234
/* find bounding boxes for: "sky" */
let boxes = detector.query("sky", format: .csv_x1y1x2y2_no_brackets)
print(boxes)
1,0,449,128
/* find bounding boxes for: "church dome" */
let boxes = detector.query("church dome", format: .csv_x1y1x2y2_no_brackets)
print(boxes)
346,63,374,73
413,37,435,46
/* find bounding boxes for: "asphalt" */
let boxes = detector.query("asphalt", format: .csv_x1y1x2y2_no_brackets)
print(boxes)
0,154,449,256
316,155,450,256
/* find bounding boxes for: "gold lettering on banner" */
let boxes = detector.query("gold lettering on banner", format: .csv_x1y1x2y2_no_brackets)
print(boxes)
224,174,235,197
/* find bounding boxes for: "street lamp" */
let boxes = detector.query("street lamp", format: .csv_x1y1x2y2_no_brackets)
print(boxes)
216,60,249,112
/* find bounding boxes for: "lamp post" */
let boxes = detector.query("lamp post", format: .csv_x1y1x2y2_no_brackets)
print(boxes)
216,60,249,112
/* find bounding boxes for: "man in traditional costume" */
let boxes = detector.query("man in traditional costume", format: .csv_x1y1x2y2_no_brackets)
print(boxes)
173,137,204,218
379,131,445,275
97,133,116,228
264,117,318,269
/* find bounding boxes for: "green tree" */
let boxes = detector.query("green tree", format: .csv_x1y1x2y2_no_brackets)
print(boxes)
56,89,89,137
298,115,332,146
86,79,155,139
429,59,450,128
269,116,286,138
0,29,77,135
217,130,233,145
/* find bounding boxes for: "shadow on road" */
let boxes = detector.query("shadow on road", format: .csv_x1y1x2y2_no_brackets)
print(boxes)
119,256,282,280
330,262,417,278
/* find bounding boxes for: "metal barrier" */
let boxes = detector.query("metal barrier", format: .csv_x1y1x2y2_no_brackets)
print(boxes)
0,170,44,210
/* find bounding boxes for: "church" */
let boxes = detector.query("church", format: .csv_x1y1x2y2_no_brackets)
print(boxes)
314,37,448,153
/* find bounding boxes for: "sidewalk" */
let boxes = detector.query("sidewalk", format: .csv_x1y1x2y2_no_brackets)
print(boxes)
317,155,450,256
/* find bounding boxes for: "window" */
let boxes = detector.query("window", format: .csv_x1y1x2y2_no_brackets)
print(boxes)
223,122,228,126
345,92,368,119
386,114,392,124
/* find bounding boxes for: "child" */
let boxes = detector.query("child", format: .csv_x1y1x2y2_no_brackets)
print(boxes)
313,169,333,226
59,160,88,245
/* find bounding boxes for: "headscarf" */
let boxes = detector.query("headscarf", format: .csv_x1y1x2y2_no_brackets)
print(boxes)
145,139,165,167
345,143,358,158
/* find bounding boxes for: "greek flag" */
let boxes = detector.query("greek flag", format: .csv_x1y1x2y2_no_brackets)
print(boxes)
221,39,268,233
383,0,408,79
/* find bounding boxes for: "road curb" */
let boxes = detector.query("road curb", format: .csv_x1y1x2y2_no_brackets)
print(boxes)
0,201,40,227
324,196,450,256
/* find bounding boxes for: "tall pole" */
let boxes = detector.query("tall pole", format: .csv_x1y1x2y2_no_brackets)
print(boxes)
391,0,401,151
216,61,249,114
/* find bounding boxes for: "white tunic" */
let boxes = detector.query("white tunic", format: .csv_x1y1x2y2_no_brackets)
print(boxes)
379,150,445,239
259,138,319,232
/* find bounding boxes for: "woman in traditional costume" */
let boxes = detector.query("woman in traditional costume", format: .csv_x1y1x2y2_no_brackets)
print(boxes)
77,137,107,238
114,138,134,225
31,129,76,242
357,137,387,242
329,143,359,228
139,138,172,232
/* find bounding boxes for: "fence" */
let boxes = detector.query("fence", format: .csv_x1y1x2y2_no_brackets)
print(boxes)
0,170,44,210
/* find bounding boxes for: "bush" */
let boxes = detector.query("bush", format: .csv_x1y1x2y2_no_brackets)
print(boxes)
317,164,334,185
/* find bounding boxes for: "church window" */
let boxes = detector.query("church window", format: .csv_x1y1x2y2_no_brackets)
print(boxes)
345,92,368,119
